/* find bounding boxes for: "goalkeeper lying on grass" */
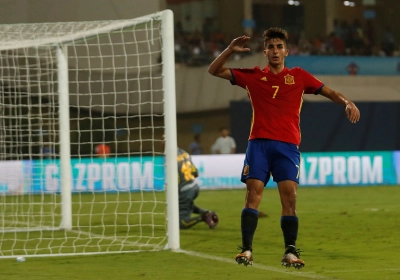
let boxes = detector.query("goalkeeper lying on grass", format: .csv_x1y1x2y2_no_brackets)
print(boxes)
176,147,218,229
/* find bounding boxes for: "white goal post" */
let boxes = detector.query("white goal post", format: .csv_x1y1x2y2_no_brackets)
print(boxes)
0,10,179,258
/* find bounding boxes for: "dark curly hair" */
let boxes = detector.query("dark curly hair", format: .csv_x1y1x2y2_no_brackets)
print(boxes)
263,27,288,48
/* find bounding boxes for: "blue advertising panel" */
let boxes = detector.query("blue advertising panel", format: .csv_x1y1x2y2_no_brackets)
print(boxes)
298,151,395,186
394,151,400,184
4,156,165,194
285,56,400,76
0,151,399,195
191,151,398,189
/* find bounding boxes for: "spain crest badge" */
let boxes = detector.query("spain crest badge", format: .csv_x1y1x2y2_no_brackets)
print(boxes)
284,74,295,85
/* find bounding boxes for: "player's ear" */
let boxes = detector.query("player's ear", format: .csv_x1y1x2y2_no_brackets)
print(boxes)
285,49,289,56
263,49,267,56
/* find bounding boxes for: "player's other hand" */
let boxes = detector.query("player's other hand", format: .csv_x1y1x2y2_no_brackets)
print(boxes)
345,101,360,123
228,35,251,53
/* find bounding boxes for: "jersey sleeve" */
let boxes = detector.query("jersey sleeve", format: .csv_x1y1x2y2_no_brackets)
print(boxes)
230,68,256,89
300,69,324,94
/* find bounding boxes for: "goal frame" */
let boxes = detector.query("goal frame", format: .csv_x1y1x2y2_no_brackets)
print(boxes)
0,9,180,257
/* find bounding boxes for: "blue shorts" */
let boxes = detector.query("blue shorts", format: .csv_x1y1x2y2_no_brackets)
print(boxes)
241,139,301,186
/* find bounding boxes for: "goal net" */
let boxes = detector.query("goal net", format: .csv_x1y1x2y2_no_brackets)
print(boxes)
0,10,179,258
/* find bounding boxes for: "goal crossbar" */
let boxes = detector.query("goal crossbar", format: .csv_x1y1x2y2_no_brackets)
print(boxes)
0,12,165,51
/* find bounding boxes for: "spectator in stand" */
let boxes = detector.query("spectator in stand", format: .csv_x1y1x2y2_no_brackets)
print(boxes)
327,32,345,55
189,134,203,155
349,19,366,55
393,47,400,57
202,17,215,41
212,127,236,154
371,43,387,57
42,143,55,158
333,19,345,41
95,143,111,158
173,18,395,65
364,20,375,50
339,20,352,48
175,20,184,36
297,32,312,56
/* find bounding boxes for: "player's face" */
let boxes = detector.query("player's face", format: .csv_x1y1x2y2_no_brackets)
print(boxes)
263,38,288,66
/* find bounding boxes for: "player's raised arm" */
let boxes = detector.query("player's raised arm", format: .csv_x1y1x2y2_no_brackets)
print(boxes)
208,35,251,80
319,85,360,123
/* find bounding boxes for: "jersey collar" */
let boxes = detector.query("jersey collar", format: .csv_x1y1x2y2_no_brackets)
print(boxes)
263,66,288,76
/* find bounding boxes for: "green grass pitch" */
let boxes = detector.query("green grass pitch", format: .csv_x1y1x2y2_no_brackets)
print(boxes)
1,186,400,280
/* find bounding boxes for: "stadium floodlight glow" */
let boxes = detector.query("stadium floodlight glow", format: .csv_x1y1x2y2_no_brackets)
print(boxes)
344,1,356,6
288,0,300,6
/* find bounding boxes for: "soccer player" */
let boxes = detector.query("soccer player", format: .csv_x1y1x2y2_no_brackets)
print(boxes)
208,28,360,269
176,146,219,229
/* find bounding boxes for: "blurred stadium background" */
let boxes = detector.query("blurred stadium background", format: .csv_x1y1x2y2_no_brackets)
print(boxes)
0,0,399,278
0,0,398,154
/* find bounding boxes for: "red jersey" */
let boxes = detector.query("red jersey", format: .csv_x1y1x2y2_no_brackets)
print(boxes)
230,66,324,146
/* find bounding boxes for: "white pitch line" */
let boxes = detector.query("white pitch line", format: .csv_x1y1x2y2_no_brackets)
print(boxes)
179,249,337,280
324,268,400,273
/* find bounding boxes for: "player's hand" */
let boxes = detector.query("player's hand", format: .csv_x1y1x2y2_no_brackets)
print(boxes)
228,35,251,53
345,101,360,123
